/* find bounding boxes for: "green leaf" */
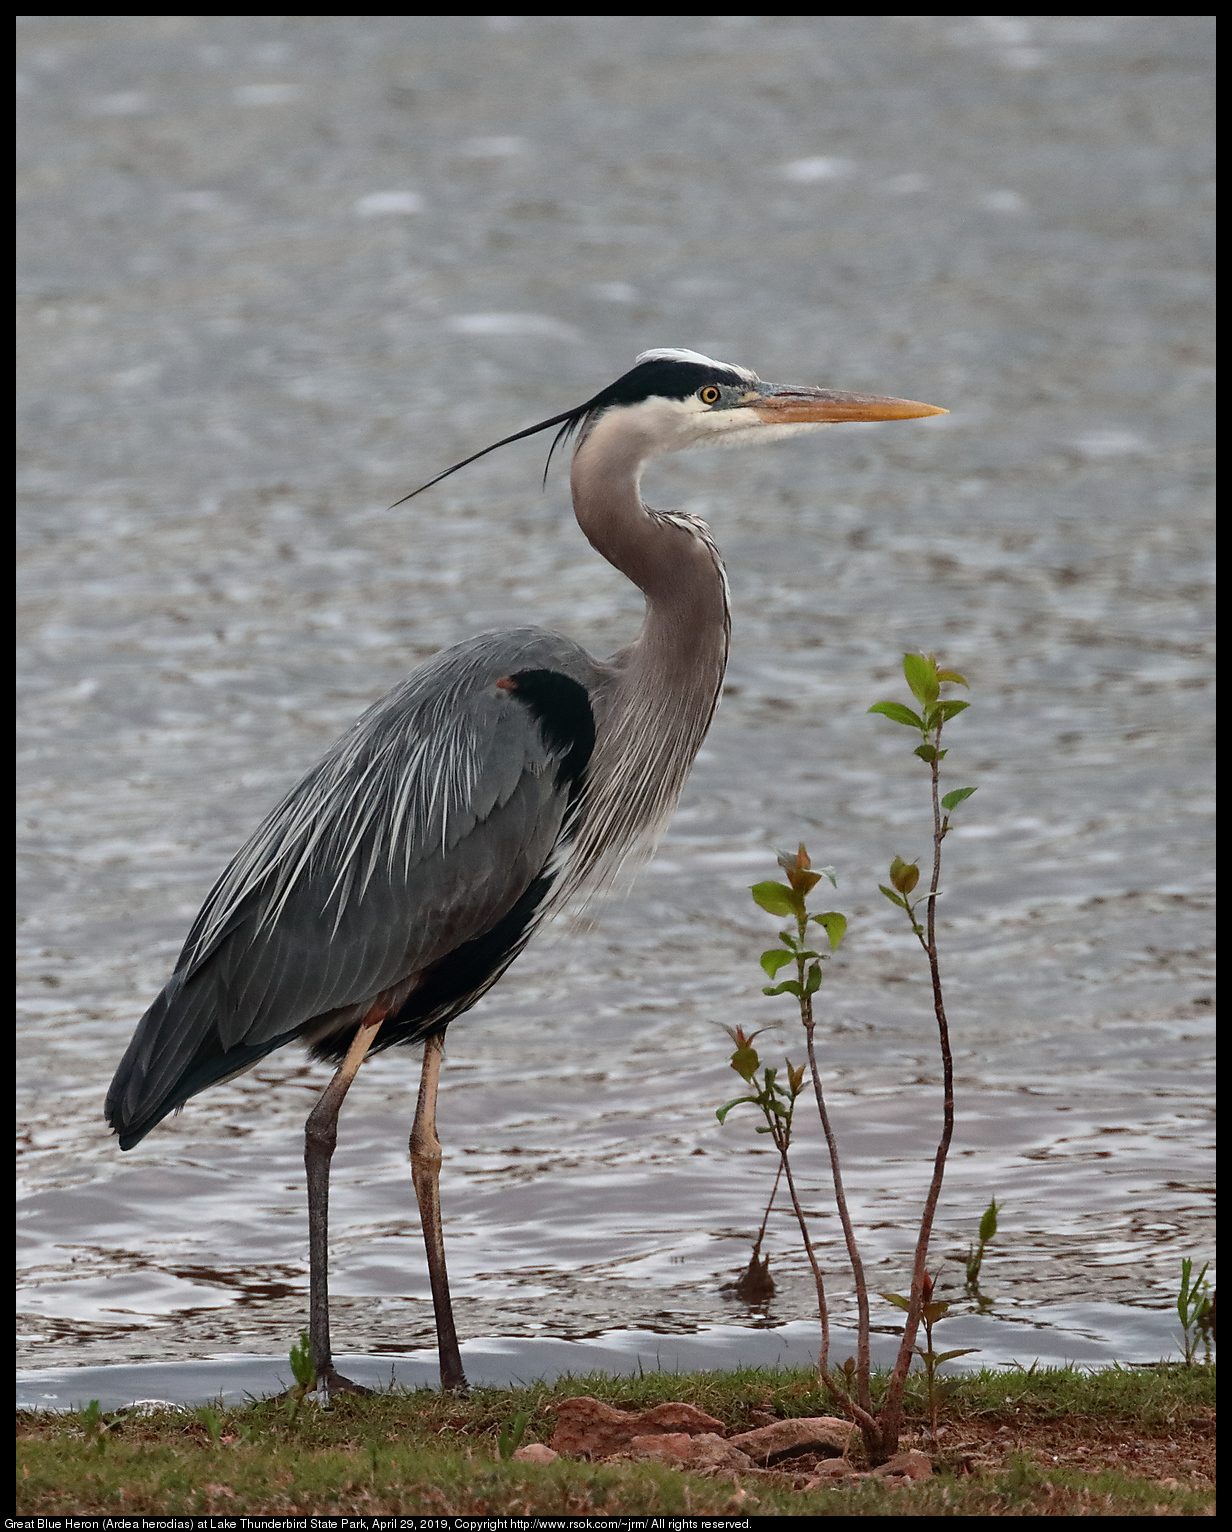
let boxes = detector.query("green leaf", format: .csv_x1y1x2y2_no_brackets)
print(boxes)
923,1300,951,1324
716,1096,757,1124
762,979,803,998
936,698,970,721
978,1197,999,1244
760,949,796,978
804,961,822,996
935,668,968,686
903,653,939,706
880,1292,912,1311
815,911,847,950
934,1348,978,1363
750,881,800,917
868,700,925,729
730,1043,760,1080
942,786,978,812
879,884,908,909
914,744,937,762
889,855,920,894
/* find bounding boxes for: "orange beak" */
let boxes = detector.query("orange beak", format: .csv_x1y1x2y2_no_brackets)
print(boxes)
752,386,947,424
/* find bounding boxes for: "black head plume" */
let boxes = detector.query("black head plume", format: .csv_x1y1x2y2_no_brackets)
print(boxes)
391,349,757,507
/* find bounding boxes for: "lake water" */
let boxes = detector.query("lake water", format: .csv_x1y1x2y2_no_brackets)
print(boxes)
17,16,1213,1391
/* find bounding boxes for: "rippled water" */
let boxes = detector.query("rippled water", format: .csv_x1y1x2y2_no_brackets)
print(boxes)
18,16,1213,1377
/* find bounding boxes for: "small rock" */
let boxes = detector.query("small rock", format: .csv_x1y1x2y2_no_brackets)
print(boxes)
636,1401,729,1435
873,1448,933,1481
728,1415,856,1466
627,1431,754,1472
804,1457,861,1485
548,1396,725,1459
512,1443,558,1464
628,1432,695,1462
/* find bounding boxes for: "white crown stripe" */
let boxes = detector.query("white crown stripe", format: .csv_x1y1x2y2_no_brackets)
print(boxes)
633,347,759,383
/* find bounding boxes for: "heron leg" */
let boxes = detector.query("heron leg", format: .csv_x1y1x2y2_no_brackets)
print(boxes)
410,1031,468,1394
305,1008,384,1398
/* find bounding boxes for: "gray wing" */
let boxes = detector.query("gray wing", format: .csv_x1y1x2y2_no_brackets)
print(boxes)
106,628,600,1138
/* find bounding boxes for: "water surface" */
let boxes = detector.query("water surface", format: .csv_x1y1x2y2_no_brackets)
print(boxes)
17,16,1214,1375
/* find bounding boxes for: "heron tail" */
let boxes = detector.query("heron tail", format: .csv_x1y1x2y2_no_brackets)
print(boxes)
104,972,284,1149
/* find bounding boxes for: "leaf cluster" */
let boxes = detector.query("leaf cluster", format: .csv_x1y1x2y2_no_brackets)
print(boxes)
868,651,970,761
881,1273,976,1373
868,656,979,946
751,844,846,1004
716,1026,807,1145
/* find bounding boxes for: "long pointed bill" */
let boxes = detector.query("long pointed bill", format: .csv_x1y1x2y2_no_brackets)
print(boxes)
753,386,947,424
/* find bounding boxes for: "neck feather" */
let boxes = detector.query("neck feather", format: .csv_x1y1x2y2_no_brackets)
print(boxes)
562,413,731,896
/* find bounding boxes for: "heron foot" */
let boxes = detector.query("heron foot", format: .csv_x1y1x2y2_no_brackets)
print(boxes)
318,1365,374,1399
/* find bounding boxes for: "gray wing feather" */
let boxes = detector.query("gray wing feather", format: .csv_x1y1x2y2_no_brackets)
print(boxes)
123,630,599,1100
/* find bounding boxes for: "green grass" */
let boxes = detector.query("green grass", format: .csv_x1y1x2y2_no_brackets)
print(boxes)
17,1363,1215,1517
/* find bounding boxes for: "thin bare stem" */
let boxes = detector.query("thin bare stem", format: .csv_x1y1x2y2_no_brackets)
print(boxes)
752,1159,784,1258
776,1143,830,1370
802,1005,873,1419
776,1138,881,1441
877,727,957,1450
785,892,878,1443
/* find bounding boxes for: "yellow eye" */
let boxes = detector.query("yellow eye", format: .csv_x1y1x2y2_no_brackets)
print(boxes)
699,385,721,405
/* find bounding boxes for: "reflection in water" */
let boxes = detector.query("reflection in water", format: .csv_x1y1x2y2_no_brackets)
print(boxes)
17,15,1213,1371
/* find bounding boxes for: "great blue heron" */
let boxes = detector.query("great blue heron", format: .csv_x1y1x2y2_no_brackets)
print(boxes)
105,349,944,1395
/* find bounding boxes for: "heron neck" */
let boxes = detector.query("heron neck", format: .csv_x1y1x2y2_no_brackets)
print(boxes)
569,419,730,655
559,415,730,894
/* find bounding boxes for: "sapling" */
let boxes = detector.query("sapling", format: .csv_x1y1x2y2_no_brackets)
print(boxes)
882,1270,975,1442
966,1197,1001,1292
723,850,889,1437
498,1410,531,1460
717,1022,829,1353
198,1405,223,1444
289,1329,316,1392
286,1329,316,1419
1176,1258,1214,1365
722,652,977,1464
80,1399,106,1456
863,652,977,1458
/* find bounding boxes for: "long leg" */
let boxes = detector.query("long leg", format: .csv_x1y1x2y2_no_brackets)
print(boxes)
410,1031,468,1393
305,1007,384,1396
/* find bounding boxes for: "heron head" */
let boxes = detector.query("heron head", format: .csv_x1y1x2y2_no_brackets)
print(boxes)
564,348,947,463
396,348,945,504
